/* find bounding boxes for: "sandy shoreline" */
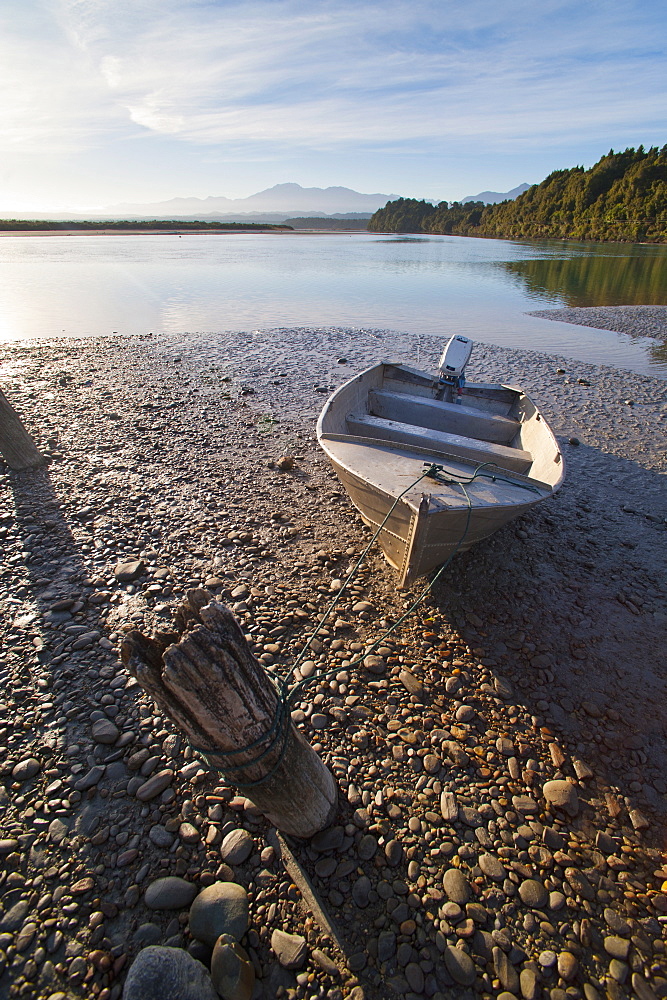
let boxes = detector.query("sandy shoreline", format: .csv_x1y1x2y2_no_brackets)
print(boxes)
0,321,666,999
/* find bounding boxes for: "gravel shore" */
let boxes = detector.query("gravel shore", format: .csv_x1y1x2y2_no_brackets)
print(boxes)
526,306,667,343
0,320,666,1000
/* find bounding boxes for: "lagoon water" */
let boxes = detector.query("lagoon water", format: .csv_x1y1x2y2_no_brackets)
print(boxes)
1,231,666,376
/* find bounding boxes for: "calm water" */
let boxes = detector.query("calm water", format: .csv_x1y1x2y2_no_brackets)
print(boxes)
1,232,666,376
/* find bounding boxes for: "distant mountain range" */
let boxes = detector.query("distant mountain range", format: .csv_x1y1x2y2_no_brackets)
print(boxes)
0,182,531,222
462,183,531,205
103,183,399,219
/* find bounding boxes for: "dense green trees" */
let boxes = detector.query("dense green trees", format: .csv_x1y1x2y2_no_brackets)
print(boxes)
368,198,437,233
368,146,667,242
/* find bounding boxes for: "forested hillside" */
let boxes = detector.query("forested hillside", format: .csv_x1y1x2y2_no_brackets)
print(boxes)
368,146,667,242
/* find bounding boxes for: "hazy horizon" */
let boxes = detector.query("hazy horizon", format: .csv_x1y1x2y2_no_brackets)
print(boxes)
2,0,665,214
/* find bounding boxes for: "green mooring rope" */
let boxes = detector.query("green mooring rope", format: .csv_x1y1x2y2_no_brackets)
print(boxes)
192,460,540,788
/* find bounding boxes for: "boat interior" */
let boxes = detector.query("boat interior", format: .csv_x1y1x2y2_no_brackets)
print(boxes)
346,388,532,475
318,363,563,493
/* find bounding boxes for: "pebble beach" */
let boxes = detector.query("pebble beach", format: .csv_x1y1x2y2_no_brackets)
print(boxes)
0,309,666,1000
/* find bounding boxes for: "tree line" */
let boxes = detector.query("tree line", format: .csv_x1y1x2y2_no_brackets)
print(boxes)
0,220,293,232
368,146,667,243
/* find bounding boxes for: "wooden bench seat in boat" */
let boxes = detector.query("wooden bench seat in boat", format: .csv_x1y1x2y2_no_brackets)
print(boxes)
345,412,533,474
368,389,520,445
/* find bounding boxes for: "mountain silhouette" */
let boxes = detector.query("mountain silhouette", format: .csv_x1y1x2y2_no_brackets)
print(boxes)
461,183,530,205
106,183,399,218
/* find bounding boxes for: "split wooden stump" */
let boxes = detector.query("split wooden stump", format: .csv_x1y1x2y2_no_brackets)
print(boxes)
121,589,338,839
0,388,46,471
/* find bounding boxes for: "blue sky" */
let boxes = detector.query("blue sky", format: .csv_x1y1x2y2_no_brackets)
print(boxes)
1,0,665,212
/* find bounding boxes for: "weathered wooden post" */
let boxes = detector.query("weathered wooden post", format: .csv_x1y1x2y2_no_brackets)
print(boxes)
121,590,338,838
0,388,46,470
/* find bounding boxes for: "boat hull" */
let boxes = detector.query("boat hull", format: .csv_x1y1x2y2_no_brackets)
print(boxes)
330,456,545,587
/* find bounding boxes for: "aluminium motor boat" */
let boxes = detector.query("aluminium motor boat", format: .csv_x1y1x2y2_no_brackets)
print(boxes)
316,336,564,587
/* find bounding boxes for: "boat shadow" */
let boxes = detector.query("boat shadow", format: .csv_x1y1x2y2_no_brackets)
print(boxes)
426,438,667,838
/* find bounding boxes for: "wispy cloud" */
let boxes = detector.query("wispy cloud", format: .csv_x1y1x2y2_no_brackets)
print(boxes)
0,2,129,150
1,0,664,159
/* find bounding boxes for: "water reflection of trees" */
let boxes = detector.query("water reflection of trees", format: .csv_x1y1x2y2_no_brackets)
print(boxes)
499,251,667,308
647,340,667,366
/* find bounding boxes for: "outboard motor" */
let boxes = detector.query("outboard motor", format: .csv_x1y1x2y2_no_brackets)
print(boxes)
438,335,473,404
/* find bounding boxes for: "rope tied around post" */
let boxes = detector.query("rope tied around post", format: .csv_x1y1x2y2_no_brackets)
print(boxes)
188,679,292,789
